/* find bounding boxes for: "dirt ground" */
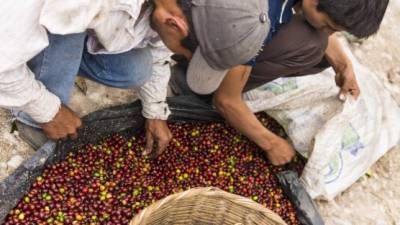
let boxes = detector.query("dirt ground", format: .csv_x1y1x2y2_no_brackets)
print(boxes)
1,1,400,224
315,1,400,224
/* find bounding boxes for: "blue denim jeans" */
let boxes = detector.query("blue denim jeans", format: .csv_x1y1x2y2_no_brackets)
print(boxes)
14,32,152,127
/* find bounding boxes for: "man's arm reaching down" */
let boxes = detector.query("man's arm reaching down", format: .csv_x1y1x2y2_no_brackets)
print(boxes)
325,34,360,100
0,1,82,140
0,65,81,140
138,42,173,156
213,65,295,166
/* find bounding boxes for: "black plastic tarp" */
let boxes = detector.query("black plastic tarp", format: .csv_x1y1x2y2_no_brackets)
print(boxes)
0,95,323,225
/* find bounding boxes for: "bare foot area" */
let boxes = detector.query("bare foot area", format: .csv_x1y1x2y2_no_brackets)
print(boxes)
1,1,400,223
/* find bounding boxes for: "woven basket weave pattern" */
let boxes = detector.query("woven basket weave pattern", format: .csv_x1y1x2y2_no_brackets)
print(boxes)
130,187,287,225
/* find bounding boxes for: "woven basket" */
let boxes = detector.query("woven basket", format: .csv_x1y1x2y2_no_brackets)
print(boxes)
130,187,287,225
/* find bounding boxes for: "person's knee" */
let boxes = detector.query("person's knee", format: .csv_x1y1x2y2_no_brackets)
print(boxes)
294,18,329,67
263,16,329,66
124,67,152,88
116,48,153,89
303,33,328,66
310,31,328,59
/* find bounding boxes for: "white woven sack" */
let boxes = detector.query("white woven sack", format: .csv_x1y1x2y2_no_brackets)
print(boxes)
243,44,400,200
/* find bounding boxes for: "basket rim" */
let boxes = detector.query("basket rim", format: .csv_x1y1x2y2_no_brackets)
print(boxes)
129,186,288,225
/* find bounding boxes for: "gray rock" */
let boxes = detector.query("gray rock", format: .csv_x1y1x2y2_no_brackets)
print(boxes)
388,67,400,84
6,155,23,169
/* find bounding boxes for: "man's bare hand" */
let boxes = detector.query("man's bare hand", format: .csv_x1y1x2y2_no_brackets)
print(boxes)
40,105,82,140
325,34,360,101
144,119,172,156
262,135,296,166
335,65,360,101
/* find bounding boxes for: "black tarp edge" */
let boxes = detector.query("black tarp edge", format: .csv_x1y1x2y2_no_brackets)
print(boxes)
0,96,323,225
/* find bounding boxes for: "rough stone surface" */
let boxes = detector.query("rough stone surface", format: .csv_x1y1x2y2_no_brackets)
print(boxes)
6,155,24,169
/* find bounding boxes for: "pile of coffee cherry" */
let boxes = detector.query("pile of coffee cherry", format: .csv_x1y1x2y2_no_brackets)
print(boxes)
5,114,305,225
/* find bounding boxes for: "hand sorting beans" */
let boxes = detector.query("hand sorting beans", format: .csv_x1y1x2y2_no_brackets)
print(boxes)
5,114,305,225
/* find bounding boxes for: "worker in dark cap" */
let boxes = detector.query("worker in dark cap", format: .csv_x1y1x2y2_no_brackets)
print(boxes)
159,0,389,165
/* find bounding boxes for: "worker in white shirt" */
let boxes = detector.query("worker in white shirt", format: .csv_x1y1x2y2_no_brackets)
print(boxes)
0,0,268,156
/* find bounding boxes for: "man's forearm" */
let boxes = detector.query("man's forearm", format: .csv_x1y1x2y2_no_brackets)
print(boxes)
213,65,278,150
215,96,278,150
326,34,361,100
325,34,352,72
213,65,296,165
138,61,171,120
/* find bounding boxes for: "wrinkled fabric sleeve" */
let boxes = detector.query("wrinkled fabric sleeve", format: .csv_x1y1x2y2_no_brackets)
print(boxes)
137,40,172,120
0,0,61,123
0,66,61,123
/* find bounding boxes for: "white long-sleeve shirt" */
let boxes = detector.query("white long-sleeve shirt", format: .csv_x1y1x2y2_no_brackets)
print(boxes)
0,0,172,123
